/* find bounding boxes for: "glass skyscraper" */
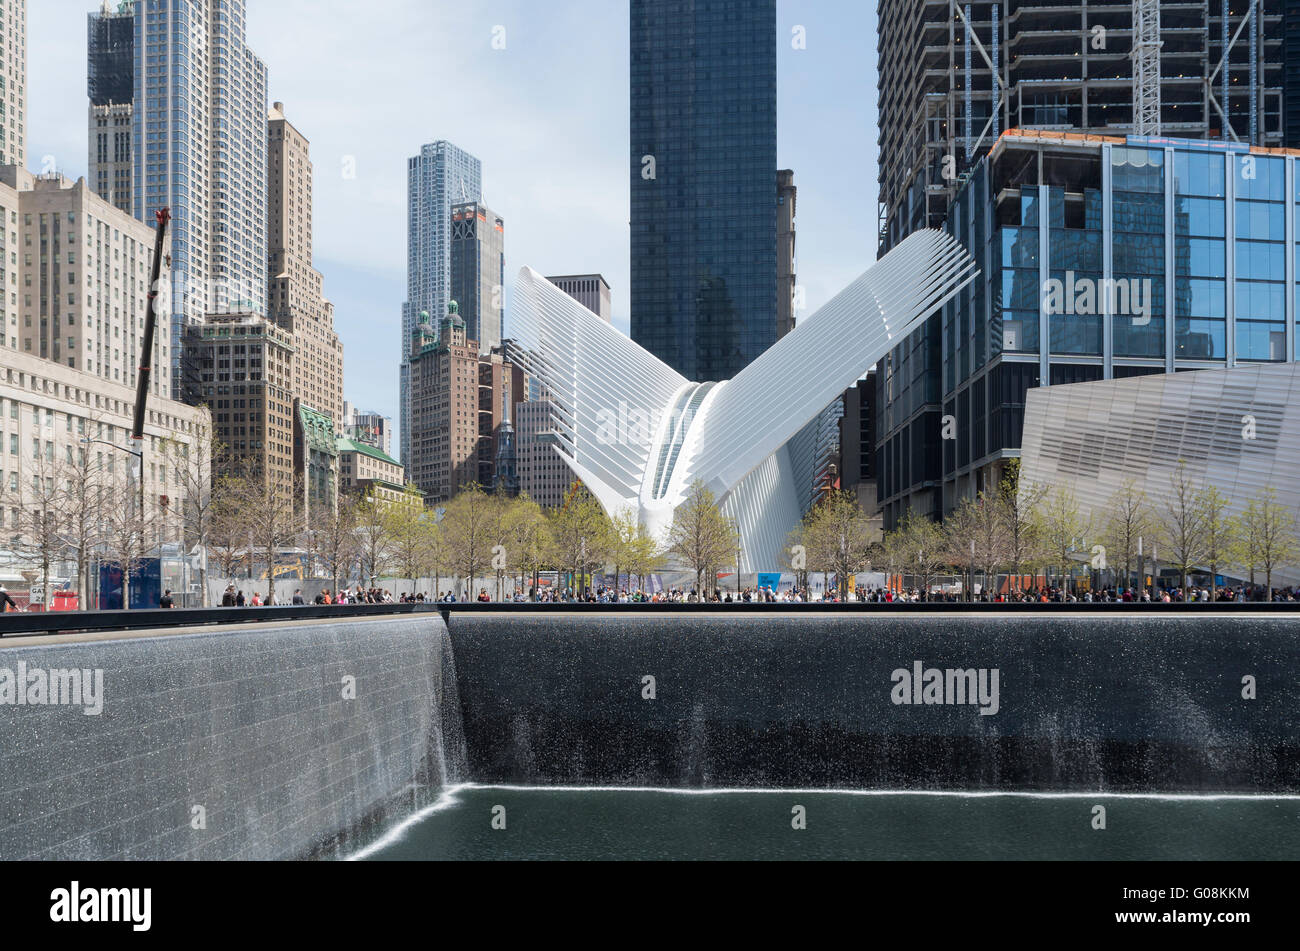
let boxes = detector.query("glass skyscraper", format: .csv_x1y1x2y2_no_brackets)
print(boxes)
629,0,778,382
89,0,268,400
875,132,1300,529
400,141,481,468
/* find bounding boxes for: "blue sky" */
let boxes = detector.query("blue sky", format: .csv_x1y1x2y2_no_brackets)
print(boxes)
29,1,879,446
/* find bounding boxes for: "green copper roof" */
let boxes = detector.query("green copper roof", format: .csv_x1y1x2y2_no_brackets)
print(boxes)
298,405,338,455
336,437,402,469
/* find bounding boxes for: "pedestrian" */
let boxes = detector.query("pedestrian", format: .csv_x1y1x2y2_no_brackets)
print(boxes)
0,584,19,614
292,589,305,605
235,590,246,607
160,589,176,609
221,585,237,607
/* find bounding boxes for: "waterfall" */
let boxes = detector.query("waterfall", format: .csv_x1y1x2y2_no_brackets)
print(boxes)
431,623,469,787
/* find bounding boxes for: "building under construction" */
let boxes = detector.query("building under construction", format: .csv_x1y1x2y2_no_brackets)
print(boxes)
877,1,1285,254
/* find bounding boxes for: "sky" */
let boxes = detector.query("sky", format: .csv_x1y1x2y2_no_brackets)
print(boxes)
28,1,879,450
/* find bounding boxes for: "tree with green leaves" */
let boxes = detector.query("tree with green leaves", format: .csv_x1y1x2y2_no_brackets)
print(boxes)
548,485,613,598
354,487,396,588
665,480,738,599
1236,488,1300,600
442,483,498,599
503,493,552,600
389,487,434,589
887,509,946,599
608,507,643,598
1034,485,1090,594
625,523,664,598
800,490,875,600
942,492,1007,601
1196,485,1235,597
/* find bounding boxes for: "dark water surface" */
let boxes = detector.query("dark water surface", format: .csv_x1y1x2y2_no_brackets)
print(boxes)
350,786,1300,860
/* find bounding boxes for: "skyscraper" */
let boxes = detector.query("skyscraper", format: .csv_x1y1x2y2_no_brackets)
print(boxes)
268,101,344,434
401,141,481,468
777,170,797,338
1,0,26,168
630,0,778,382
450,200,504,354
874,2,1287,530
546,274,611,321
87,2,133,213
876,2,1285,254
88,0,269,400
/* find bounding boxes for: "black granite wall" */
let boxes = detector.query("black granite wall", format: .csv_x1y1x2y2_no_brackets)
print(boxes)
0,616,458,860
448,613,1300,792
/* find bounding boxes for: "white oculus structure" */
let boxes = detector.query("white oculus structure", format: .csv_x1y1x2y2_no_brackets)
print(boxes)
510,229,980,572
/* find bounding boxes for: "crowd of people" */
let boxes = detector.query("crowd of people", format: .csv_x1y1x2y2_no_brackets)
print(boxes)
216,584,397,606
852,583,1300,603
203,579,1300,607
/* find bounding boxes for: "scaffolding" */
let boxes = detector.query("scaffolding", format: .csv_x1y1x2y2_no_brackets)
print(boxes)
877,0,1285,256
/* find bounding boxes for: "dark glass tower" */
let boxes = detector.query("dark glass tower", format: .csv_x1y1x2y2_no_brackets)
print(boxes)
630,0,778,382
87,3,135,107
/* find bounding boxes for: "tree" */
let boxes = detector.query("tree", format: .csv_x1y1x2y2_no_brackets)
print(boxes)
887,509,945,599
626,524,663,597
317,493,359,594
503,493,552,600
209,472,251,585
665,480,738,599
1158,461,1206,597
1000,459,1044,594
1035,485,1090,594
608,507,645,598
943,492,1007,601
227,462,302,602
801,490,875,600
442,483,497,599
389,487,433,588
165,428,217,606
1237,488,1300,600
354,488,396,589
549,485,613,598
59,440,108,609
486,490,513,600
1196,485,1235,597
423,510,449,599
1100,479,1151,593
102,483,148,610
3,454,70,610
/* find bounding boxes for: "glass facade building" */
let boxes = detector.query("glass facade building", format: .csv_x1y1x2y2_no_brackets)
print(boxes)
629,0,778,382
876,132,1300,528
399,141,481,468
103,0,269,401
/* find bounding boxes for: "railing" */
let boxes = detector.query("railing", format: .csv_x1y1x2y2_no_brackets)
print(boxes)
0,600,1297,640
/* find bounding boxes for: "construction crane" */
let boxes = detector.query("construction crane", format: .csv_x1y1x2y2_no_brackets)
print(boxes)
1131,0,1162,137
560,479,585,514
128,207,170,523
